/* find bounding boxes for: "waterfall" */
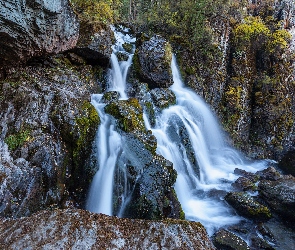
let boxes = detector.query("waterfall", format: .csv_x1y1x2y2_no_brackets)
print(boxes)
87,27,268,235
148,56,268,235
86,27,135,215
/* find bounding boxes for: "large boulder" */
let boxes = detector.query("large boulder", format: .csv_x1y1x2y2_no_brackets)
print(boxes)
0,208,216,249
212,229,250,250
0,0,79,68
134,35,173,89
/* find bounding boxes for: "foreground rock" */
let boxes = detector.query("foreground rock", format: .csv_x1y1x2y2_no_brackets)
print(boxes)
0,209,216,250
0,0,79,68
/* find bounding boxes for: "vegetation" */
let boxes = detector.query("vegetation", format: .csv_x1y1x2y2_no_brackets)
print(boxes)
5,130,31,151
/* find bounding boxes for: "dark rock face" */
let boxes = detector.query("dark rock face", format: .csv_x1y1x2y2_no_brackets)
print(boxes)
0,55,100,217
225,192,271,222
74,23,114,66
212,229,250,250
278,150,295,176
0,0,79,68
259,176,295,224
134,35,173,89
0,209,216,249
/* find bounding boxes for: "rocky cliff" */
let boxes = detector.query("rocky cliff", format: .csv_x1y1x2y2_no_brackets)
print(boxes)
0,0,79,69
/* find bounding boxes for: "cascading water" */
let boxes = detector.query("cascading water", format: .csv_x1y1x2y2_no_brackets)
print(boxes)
86,27,135,215
87,27,268,235
146,55,268,235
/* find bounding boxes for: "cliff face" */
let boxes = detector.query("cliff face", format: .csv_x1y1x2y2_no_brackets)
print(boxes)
0,0,79,68
175,0,295,161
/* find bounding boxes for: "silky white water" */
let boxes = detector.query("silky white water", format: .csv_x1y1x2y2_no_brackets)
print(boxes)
86,27,135,215
87,28,268,234
147,55,268,235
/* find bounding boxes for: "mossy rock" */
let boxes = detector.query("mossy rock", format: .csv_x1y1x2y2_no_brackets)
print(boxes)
122,42,133,53
225,192,272,221
278,150,295,177
116,52,129,61
101,91,120,104
104,97,145,133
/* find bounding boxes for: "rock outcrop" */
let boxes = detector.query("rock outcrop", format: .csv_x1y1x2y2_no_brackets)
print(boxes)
134,35,173,89
0,54,100,217
73,23,114,66
0,208,216,250
0,0,79,68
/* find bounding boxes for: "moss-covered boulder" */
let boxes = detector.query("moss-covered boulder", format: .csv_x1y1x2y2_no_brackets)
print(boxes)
101,91,120,104
225,192,271,221
105,97,145,133
133,35,173,89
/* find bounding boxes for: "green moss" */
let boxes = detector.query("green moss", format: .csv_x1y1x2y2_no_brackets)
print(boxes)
122,42,133,53
105,98,145,133
5,130,31,151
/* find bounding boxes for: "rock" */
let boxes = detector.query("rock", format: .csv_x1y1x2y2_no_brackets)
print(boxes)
212,229,250,250
0,0,79,68
150,88,176,110
232,177,257,191
122,42,133,53
0,55,100,217
256,167,282,181
116,51,129,61
225,192,272,221
259,176,295,224
105,98,145,133
278,150,295,176
134,35,173,89
0,208,216,249
101,91,120,104
74,23,114,66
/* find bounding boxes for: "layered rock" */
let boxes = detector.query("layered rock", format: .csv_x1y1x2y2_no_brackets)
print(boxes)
0,0,79,68
0,209,216,249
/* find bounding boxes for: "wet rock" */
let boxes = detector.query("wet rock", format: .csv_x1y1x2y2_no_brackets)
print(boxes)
134,35,173,89
74,23,114,66
0,208,215,249
256,167,282,181
105,97,145,133
122,42,133,53
259,176,295,224
101,91,120,104
150,88,176,110
0,0,79,68
278,150,295,176
225,192,272,221
116,51,129,61
234,168,260,182
212,229,250,250
232,176,257,191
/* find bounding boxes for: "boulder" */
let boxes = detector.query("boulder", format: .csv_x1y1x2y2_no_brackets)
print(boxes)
212,229,250,250
0,209,216,249
0,0,79,68
134,35,173,89
225,192,271,221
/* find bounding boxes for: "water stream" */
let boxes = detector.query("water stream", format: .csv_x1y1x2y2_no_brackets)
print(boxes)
86,27,268,234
